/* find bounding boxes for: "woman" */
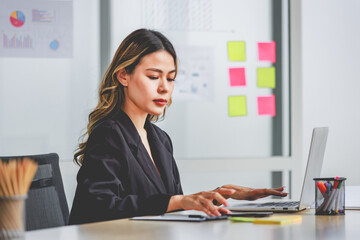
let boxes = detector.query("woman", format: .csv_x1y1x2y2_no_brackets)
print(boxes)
69,29,286,225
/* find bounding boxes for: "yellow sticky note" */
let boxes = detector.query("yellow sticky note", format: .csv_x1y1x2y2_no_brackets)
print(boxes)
228,41,246,61
257,67,276,88
228,96,247,117
253,215,302,225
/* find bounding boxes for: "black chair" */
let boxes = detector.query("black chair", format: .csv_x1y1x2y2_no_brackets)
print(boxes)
0,153,69,230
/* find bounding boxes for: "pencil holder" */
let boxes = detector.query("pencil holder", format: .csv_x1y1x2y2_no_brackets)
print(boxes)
313,177,346,215
0,195,27,239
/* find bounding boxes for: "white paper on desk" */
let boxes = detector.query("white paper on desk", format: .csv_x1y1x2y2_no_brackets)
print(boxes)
345,186,360,209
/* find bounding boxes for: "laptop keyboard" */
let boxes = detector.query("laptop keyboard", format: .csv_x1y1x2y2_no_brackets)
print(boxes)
259,201,300,207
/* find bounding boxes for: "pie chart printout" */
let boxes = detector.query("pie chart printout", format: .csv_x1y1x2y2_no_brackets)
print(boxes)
1,1,72,58
10,11,25,27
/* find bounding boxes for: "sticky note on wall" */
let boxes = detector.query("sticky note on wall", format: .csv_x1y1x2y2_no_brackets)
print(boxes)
227,41,246,61
258,41,276,63
229,68,246,87
257,95,276,117
228,96,247,116
257,67,276,88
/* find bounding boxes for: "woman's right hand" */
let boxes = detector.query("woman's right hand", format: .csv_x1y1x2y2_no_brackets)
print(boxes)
167,188,235,216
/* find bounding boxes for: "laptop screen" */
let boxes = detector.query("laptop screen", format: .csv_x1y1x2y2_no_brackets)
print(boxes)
299,127,328,209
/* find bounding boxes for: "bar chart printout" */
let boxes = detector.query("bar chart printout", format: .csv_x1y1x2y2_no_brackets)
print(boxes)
0,0,73,58
3,33,33,49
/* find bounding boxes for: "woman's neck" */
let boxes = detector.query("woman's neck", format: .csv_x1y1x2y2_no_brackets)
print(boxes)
121,106,147,133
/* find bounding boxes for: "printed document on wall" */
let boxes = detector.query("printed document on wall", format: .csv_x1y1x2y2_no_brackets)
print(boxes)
172,45,214,101
0,0,73,58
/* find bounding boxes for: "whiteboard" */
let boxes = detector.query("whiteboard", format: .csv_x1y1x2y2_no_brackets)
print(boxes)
111,0,290,159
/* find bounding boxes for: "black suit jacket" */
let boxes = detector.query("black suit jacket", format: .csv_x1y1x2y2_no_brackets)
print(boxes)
69,110,183,225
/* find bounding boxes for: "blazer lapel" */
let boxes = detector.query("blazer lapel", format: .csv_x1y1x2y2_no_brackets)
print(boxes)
114,110,167,193
146,122,175,194
132,140,167,193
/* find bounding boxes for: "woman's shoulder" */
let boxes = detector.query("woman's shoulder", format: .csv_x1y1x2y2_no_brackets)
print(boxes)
92,117,118,131
91,110,130,132
85,115,132,153
87,119,120,146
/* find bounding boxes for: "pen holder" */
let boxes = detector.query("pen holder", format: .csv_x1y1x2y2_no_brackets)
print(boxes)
0,195,27,239
313,177,346,215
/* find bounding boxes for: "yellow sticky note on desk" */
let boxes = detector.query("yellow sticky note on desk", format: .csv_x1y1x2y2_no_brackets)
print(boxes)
253,215,302,225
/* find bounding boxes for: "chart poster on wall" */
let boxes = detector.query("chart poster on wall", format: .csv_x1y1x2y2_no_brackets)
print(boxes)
172,45,215,101
0,0,73,58
140,0,214,101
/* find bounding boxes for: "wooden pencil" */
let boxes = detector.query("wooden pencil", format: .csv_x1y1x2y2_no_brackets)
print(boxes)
0,158,38,235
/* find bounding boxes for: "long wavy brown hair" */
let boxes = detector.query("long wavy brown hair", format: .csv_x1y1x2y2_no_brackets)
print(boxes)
74,29,178,165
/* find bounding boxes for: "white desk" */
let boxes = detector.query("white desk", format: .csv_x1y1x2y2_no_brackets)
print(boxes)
25,210,360,240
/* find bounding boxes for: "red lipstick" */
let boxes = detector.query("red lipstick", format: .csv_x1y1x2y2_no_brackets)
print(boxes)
153,98,167,106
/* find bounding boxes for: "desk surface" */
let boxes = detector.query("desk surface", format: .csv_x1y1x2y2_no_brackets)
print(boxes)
25,210,360,240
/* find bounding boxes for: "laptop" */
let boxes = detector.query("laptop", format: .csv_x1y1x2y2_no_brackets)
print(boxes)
228,127,329,212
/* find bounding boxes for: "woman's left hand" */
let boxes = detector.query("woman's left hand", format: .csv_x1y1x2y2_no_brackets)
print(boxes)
216,185,288,201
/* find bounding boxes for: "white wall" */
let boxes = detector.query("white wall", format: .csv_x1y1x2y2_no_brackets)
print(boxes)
0,0,100,207
0,0,99,160
302,0,360,185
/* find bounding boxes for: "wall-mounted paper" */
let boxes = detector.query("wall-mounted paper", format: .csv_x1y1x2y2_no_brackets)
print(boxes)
142,0,213,31
257,95,276,117
257,67,276,88
228,96,247,117
229,67,246,87
0,0,73,58
172,45,214,101
258,41,276,63
227,41,246,61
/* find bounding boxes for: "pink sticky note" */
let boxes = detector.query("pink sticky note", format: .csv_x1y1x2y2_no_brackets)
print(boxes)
258,41,276,63
229,68,246,87
257,95,276,116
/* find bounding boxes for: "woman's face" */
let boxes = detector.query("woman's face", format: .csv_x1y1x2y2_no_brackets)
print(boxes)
121,50,176,117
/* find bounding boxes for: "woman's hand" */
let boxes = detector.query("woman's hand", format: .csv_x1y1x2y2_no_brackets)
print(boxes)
167,188,235,216
218,185,288,201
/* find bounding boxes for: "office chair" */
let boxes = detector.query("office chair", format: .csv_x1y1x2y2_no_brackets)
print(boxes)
0,153,69,230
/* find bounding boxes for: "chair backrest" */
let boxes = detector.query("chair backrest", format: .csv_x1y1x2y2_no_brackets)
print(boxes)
0,153,69,230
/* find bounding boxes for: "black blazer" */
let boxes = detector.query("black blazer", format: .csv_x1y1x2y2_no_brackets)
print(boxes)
69,110,183,225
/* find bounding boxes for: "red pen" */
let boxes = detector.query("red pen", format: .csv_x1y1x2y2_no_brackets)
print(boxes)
334,176,340,189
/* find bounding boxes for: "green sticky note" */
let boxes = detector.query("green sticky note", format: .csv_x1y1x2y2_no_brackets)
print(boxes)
230,217,256,223
257,67,276,88
228,41,246,61
228,96,247,117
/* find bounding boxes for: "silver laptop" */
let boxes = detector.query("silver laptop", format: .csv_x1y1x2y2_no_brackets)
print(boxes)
228,127,329,212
